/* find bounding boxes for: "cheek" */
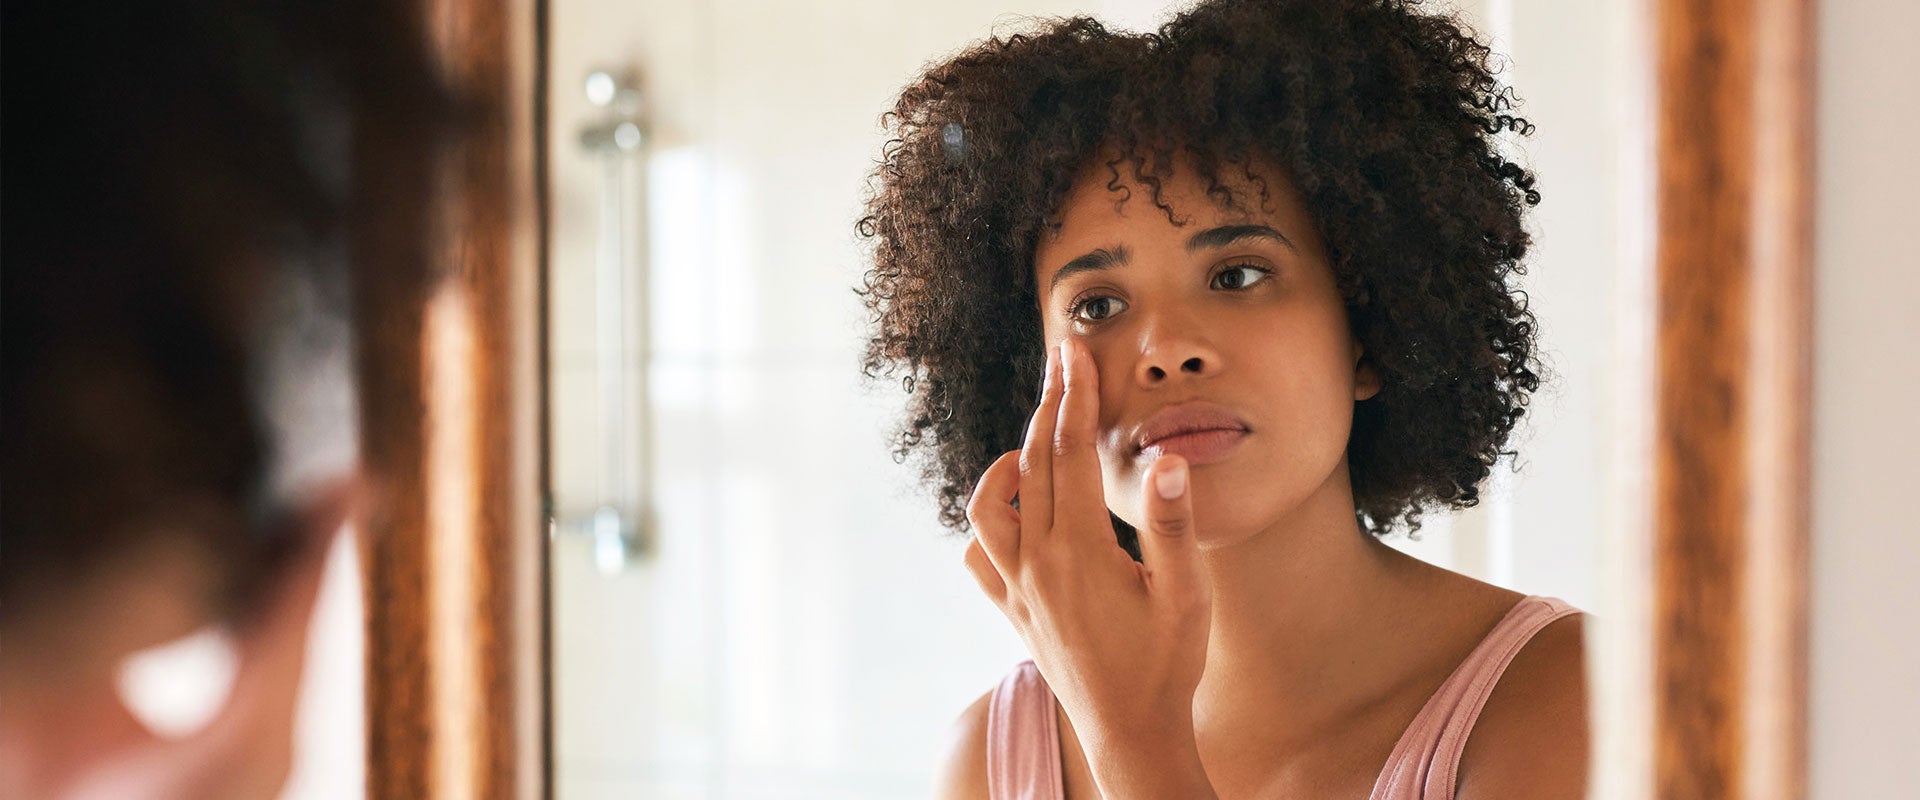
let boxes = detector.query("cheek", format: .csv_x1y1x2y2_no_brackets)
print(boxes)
1250,331,1359,465
1251,308,1359,406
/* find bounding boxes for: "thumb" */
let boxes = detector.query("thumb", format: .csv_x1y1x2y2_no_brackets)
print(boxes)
1138,455,1204,601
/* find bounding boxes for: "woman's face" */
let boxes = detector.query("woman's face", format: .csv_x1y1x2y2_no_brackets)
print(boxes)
1031,152,1380,549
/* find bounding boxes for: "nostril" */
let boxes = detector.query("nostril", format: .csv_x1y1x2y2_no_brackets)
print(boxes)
1147,365,1167,380
1182,357,1203,373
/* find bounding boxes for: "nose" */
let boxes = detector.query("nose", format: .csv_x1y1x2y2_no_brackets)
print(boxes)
1143,355,1206,382
1134,320,1221,386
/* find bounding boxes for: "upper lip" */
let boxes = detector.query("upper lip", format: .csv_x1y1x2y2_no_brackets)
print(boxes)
1132,401,1252,452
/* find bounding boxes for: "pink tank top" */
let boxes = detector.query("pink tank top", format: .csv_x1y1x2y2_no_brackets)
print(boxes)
985,595,1580,800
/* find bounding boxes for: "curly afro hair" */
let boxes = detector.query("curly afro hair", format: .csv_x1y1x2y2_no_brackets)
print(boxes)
857,0,1543,543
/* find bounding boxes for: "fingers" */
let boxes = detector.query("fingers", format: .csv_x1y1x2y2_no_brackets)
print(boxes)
1137,455,1207,608
962,537,1008,604
1052,339,1107,528
1017,341,1064,550
966,449,1023,581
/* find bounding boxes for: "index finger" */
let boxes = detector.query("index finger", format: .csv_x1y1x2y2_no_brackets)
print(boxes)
1017,341,1063,551
1052,338,1107,532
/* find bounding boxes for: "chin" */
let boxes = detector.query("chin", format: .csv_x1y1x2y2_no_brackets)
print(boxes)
1110,481,1273,551
1190,503,1268,551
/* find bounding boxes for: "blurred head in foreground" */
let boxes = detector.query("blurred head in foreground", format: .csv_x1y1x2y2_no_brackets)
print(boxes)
1,2,451,796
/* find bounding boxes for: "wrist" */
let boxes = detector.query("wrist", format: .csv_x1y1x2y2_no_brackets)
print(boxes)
1082,727,1220,800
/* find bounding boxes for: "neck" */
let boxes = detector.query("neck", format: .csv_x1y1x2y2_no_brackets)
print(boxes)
1191,461,1427,739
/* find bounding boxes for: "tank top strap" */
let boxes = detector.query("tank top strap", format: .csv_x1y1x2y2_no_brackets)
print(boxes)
1368,595,1582,800
986,660,1066,800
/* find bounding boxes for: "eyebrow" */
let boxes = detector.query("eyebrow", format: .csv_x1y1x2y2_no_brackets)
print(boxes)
1046,224,1296,291
1186,224,1296,254
1048,246,1131,291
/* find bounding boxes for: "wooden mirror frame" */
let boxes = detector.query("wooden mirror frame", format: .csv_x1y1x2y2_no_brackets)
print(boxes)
1648,0,1813,798
353,0,550,797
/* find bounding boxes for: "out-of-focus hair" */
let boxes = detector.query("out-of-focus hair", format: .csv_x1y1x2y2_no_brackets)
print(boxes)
1,0,458,622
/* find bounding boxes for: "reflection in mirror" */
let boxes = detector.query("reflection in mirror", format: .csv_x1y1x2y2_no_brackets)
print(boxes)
546,1,1634,797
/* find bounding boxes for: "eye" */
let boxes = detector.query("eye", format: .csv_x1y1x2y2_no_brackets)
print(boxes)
1068,294,1128,323
1211,263,1273,290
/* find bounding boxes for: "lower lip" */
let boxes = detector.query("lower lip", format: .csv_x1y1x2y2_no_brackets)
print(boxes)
1139,429,1248,466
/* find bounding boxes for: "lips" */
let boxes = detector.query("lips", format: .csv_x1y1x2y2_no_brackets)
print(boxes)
1133,402,1252,464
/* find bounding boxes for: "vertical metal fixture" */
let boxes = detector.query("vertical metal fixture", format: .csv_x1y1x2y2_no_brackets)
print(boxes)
568,67,650,573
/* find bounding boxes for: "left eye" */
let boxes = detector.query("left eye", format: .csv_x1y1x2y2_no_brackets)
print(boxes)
1212,264,1272,290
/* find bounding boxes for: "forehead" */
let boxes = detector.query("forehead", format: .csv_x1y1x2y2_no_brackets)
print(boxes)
1033,150,1324,283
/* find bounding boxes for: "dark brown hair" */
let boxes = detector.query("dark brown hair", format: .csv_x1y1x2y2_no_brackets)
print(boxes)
857,0,1542,543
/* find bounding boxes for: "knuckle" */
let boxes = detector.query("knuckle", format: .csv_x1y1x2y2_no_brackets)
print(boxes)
965,511,992,537
1146,575,1201,611
1151,514,1191,535
963,549,1004,594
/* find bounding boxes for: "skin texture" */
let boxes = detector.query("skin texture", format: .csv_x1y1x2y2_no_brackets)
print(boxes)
937,158,1585,799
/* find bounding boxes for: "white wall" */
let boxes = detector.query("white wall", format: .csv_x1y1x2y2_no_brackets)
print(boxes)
1810,1,1920,796
1408,0,1620,611
546,3,1076,795
280,531,366,800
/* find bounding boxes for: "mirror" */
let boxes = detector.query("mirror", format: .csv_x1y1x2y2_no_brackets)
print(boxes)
546,1,1638,796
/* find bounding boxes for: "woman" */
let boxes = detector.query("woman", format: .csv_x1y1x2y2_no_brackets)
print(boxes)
857,1,1583,797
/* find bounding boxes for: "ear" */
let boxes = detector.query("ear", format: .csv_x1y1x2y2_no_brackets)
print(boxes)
1352,341,1382,401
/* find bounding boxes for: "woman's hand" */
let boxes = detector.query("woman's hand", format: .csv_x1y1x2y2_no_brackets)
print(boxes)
962,338,1218,799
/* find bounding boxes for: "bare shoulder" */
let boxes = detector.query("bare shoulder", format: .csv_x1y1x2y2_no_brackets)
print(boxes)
933,688,995,800
1455,612,1589,800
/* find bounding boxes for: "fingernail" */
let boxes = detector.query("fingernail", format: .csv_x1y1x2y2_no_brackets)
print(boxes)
1156,460,1187,499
